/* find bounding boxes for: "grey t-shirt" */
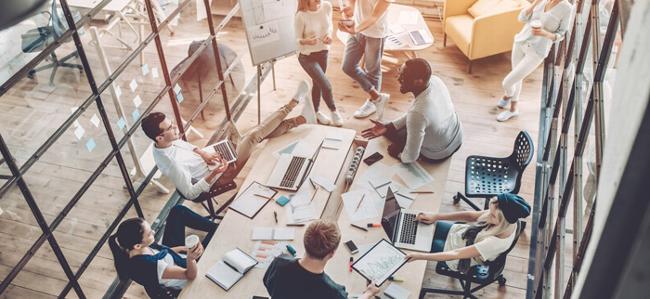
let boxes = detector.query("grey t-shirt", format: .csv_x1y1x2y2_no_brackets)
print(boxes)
263,255,347,299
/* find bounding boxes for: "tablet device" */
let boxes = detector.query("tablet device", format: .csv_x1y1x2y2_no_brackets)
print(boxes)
352,239,408,286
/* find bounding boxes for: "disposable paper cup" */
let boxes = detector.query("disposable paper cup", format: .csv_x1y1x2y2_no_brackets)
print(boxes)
340,19,354,27
531,20,542,29
185,235,199,250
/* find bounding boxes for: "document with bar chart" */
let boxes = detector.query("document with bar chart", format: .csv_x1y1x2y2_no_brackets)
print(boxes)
352,239,408,285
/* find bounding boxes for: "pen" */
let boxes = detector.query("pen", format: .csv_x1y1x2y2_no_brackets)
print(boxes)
351,223,368,231
388,276,404,282
411,191,434,194
367,223,381,228
354,194,365,212
273,211,278,224
349,257,353,272
286,223,306,227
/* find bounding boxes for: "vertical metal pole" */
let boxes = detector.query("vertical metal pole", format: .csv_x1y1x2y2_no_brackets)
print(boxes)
202,0,232,121
257,65,262,124
590,0,606,180
272,60,277,91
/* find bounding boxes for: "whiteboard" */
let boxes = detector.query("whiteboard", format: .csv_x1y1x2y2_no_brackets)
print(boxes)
239,0,298,66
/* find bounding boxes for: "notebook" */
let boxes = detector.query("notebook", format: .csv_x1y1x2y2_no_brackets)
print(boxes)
205,248,258,291
251,227,296,240
229,182,278,219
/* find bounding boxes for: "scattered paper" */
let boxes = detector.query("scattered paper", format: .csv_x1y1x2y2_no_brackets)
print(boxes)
375,182,401,198
394,192,414,209
152,67,159,79
273,228,295,240
141,64,149,76
322,137,343,150
90,114,100,127
129,79,138,92
248,21,280,47
251,240,287,269
394,162,434,190
397,11,419,25
342,189,382,222
382,283,411,299
287,204,316,224
251,227,274,240
133,95,142,108
275,140,299,157
310,175,335,192
73,126,85,140
85,138,96,152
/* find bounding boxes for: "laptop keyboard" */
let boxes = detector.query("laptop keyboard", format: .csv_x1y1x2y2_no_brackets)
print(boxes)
399,213,418,244
213,142,235,161
280,157,306,188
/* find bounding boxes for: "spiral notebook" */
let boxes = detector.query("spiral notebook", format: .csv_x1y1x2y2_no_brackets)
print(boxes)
205,248,258,291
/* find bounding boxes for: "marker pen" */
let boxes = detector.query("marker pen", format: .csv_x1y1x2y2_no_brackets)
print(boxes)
367,223,381,228
286,244,297,256
349,257,353,272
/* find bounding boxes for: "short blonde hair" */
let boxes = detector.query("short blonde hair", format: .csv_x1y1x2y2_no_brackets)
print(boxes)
304,220,341,259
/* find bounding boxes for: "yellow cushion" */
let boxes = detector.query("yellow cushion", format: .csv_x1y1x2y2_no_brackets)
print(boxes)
467,0,521,18
445,14,474,56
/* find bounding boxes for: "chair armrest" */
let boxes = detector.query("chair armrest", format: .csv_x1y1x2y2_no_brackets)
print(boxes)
443,0,477,20
469,8,525,59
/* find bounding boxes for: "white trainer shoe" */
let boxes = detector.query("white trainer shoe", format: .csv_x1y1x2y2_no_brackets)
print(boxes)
331,111,343,127
293,80,310,103
497,97,511,109
316,111,331,125
497,110,520,122
353,100,377,119
372,93,390,120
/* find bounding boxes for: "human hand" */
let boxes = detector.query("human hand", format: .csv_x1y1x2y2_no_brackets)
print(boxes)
342,6,354,18
303,38,319,45
187,243,204,260
362,281,381,297
416,212,437,224
210,156,229,175
387,143,401,159
361,119,387,139
338,21,355,34
200,152,221,165
405,252,422,263
532,27,551,38
322,35,332,45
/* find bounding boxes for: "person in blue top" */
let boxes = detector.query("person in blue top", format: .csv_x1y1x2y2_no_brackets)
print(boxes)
109,205,216,298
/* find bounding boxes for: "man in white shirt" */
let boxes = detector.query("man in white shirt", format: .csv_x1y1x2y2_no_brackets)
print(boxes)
142,82,310,199
362,58,463,163
339,0,391,120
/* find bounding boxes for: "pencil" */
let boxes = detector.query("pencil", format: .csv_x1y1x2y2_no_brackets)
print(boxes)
354,194,365,212
411,191,434,194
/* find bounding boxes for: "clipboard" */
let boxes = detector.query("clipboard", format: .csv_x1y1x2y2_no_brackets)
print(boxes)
228,181,278,219
352,239,408,286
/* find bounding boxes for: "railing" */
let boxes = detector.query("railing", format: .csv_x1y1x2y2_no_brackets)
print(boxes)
527,0,623,298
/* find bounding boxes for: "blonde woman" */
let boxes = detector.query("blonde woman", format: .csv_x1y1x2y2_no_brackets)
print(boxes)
497,0,574,122
295,0,343,126
406,193,530,270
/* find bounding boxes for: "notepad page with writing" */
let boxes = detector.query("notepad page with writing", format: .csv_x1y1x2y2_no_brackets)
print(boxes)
206,261,243,290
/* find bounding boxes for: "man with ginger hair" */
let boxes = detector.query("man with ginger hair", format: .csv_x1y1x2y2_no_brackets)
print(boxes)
263,220,380,299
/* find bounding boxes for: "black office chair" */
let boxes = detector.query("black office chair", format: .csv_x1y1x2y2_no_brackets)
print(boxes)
178,179,237,221
453,131,534,211
20,0,83,86
419,220,524,299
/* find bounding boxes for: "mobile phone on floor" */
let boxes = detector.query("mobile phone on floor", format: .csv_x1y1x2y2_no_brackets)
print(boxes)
363,152,383,166
345,240,359,254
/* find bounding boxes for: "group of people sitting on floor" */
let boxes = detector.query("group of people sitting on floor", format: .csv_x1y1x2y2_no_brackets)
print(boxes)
107,0,575,296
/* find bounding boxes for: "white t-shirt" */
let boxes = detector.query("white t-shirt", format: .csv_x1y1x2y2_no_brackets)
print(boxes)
154,249,188,289
295,2,333,55
354,0,389,38
443,224,516,270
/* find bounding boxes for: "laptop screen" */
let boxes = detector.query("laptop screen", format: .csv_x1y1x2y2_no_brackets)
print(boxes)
381,188,401,242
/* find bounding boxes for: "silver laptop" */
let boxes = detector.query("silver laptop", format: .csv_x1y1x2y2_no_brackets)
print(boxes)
205,139,237,164
266,143,321,191
381,188,435,252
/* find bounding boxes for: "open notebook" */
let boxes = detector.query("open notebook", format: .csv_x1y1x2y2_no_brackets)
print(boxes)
205,248,258,291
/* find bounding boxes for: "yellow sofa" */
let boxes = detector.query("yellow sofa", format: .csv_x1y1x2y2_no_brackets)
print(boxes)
443,0,529,72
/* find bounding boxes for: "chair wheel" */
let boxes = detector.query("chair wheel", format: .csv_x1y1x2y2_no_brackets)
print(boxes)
498,277,507,286
27,70,36,79
453,195,460,204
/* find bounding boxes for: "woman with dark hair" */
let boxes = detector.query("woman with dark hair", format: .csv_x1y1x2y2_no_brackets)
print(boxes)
108,205,216,298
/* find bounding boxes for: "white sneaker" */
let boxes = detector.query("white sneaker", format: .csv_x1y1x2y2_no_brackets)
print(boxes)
316,111,331,125
353,100,377,119
293,80,310,103
331,111,343,127
497,110,520,122
372,93,390,120
497,97,511,109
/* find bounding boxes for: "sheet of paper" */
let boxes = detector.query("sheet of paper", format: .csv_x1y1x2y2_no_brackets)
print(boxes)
394,162,434,190
230,182,273,218
388,23,406,34
131,109,140,122
368,175,391,190
117,117,127,129
289,180,316,208
73,126,85,140
141,63,149,76
129,79,138,92
397,11,418,25
152,67,159,78
133,95,142,108
274,140,299,157
310,175,335,192
253,0,294,24
251,240,287,269
114,85,122,97
90,114,100,127
248,21,280,47
273,228,295,240
353,240,407,284
375,182,401,199
250,183,276,198
287,204,316,224
356,162,395,190
85,138,96,152
251,227,274,240
382,283,411,299
322,137,342,150
394,192,414,209
342,189,382,222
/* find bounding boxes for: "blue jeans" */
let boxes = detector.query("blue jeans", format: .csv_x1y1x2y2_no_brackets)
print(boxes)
298,50,336,112
162,205,217,248
341,33,385,93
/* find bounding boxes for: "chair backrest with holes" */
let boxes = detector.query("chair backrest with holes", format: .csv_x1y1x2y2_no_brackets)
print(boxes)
510,131,534,171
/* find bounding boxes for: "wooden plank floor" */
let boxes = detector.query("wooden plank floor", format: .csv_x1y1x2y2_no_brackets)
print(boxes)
0,3,542,298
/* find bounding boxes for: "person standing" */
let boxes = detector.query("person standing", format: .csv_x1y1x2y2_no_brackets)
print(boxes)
295,0,343,126
497,0,573,122
339,0,391,120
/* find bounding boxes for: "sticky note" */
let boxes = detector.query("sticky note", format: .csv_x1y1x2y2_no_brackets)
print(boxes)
133,95,142,108
85,138,96,152
73,126,85,140
90,114,100,127
129,79,138,92
132,109,140,122
152,67,159,79
176,92,184,103
141,64,149,76
117,117,126,129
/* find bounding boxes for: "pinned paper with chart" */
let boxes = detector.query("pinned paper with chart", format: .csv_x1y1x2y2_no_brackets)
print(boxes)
352,239,408,285
240,0,298,65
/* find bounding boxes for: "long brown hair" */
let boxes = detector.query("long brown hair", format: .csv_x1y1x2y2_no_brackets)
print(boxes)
297,0,311,12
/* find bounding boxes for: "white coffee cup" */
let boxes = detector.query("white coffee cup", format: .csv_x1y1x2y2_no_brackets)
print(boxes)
185,235,199,250
531,19,542,29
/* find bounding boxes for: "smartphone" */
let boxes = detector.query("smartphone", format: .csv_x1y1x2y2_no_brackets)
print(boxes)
363,152,383,166
344,240,359,254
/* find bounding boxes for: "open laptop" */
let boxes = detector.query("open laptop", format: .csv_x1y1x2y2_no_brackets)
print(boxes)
204,139,238,165
266,142,322,191
381,188,435,252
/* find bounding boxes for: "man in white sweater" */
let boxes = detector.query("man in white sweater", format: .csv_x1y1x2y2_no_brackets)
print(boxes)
362,58,463,163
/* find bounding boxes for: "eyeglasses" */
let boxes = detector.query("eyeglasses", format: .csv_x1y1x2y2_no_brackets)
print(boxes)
158,122,176,136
